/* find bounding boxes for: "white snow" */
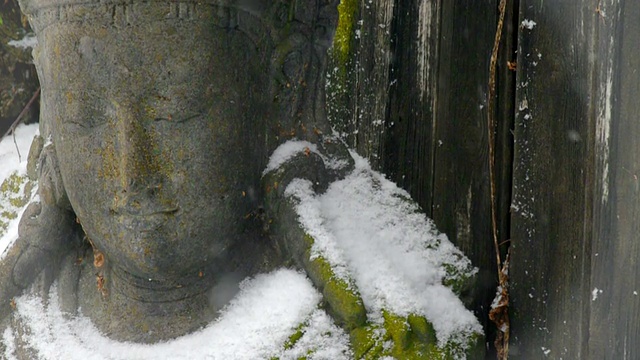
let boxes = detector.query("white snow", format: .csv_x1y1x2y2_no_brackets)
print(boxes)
6,269,351,360
285,150,482,349
0,124,39,259
541,346,551,356
592,287,603,301
7,34,38,49
0,124,37,183
262,139,349,175
521,19,537,30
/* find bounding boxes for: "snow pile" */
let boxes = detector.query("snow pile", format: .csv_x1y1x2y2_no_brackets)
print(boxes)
0,124,39,258
5,269,351,360
521,19,537,30
263,140,349,175
285,150,482,349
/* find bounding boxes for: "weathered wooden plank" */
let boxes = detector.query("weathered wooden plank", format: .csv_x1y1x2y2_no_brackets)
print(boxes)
326,0,395,169
588,0,640,358
430,0,498,336
384,0,440,216
509,1,597,357
496,0,517,248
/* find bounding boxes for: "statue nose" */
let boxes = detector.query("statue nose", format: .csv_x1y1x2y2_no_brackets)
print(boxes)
112,103,175,214
112,183,179,216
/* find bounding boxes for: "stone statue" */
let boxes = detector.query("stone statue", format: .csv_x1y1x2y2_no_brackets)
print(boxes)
0,0,483,358
1,0,350,341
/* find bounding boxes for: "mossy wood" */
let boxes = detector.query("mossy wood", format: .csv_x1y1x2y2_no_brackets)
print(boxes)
329,0,640,358
326,0,504,348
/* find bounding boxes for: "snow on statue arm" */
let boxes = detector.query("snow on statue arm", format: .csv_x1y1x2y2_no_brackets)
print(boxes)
262,142,485,359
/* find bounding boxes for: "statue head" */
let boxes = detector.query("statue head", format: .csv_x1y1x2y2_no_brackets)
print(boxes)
19,0,339,293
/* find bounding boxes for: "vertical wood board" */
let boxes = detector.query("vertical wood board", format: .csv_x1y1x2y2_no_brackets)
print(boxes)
431,0,498,333
509,1,597,357
588,0,640,357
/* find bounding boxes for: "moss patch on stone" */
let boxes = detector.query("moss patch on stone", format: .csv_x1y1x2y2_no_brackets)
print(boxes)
0,172,34,235
326,0,360,137
302,234,367,331
333,0,359,66
283,322,307,350
348,311,482,360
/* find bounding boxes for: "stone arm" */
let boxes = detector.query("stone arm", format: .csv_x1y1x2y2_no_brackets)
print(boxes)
0,139,76,323
262,149,484,359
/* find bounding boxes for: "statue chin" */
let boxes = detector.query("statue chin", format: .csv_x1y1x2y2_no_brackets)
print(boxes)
80,213,235,283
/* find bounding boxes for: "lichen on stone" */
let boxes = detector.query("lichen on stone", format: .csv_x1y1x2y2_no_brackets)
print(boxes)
0,172,34,236
302,234,367,331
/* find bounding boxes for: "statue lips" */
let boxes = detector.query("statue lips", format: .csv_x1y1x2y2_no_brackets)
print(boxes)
110,199,180,232
117,211,177,232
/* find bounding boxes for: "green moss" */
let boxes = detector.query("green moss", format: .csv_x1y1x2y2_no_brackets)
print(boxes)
334,0,359,66
284,322,306,350
441,262,476,305
1,210,17,220
350,326,380,359
383,311,411,351
296,220,483,359
407,314,437,345
348,310,483,360
303,234,366,330
326,0,360,136
0,173,25,193
0,171,33,238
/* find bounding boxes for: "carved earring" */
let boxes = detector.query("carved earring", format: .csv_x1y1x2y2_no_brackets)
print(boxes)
37,141,71,210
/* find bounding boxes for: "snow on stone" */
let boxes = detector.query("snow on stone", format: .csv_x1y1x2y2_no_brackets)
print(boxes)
286,150,482,348
521,19,537,30
6,269,351,360
7,34,38,49
1,328,17,360
592,287,603,301
263,139,348,175
0,124,39,259
0,124,37,183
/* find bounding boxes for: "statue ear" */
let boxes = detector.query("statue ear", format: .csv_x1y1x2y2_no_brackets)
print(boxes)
37,140,71,211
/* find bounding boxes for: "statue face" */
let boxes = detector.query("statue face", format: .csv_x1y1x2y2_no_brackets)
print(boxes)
37,18,269,281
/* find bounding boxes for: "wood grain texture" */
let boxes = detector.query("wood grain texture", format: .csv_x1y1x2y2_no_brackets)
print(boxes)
509,1,597,357
431,0,499,335
588,0,640,357
384,0,440,217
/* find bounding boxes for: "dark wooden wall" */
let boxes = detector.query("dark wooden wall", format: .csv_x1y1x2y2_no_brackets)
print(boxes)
510,0,640,358
333,0,503,353
0,0,39,135
337,0,640,358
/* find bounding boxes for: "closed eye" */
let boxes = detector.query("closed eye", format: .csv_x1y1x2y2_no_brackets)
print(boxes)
65,115,107,129
154,113,203,123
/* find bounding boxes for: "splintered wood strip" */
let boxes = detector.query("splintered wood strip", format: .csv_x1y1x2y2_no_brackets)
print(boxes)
487,0,510,359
